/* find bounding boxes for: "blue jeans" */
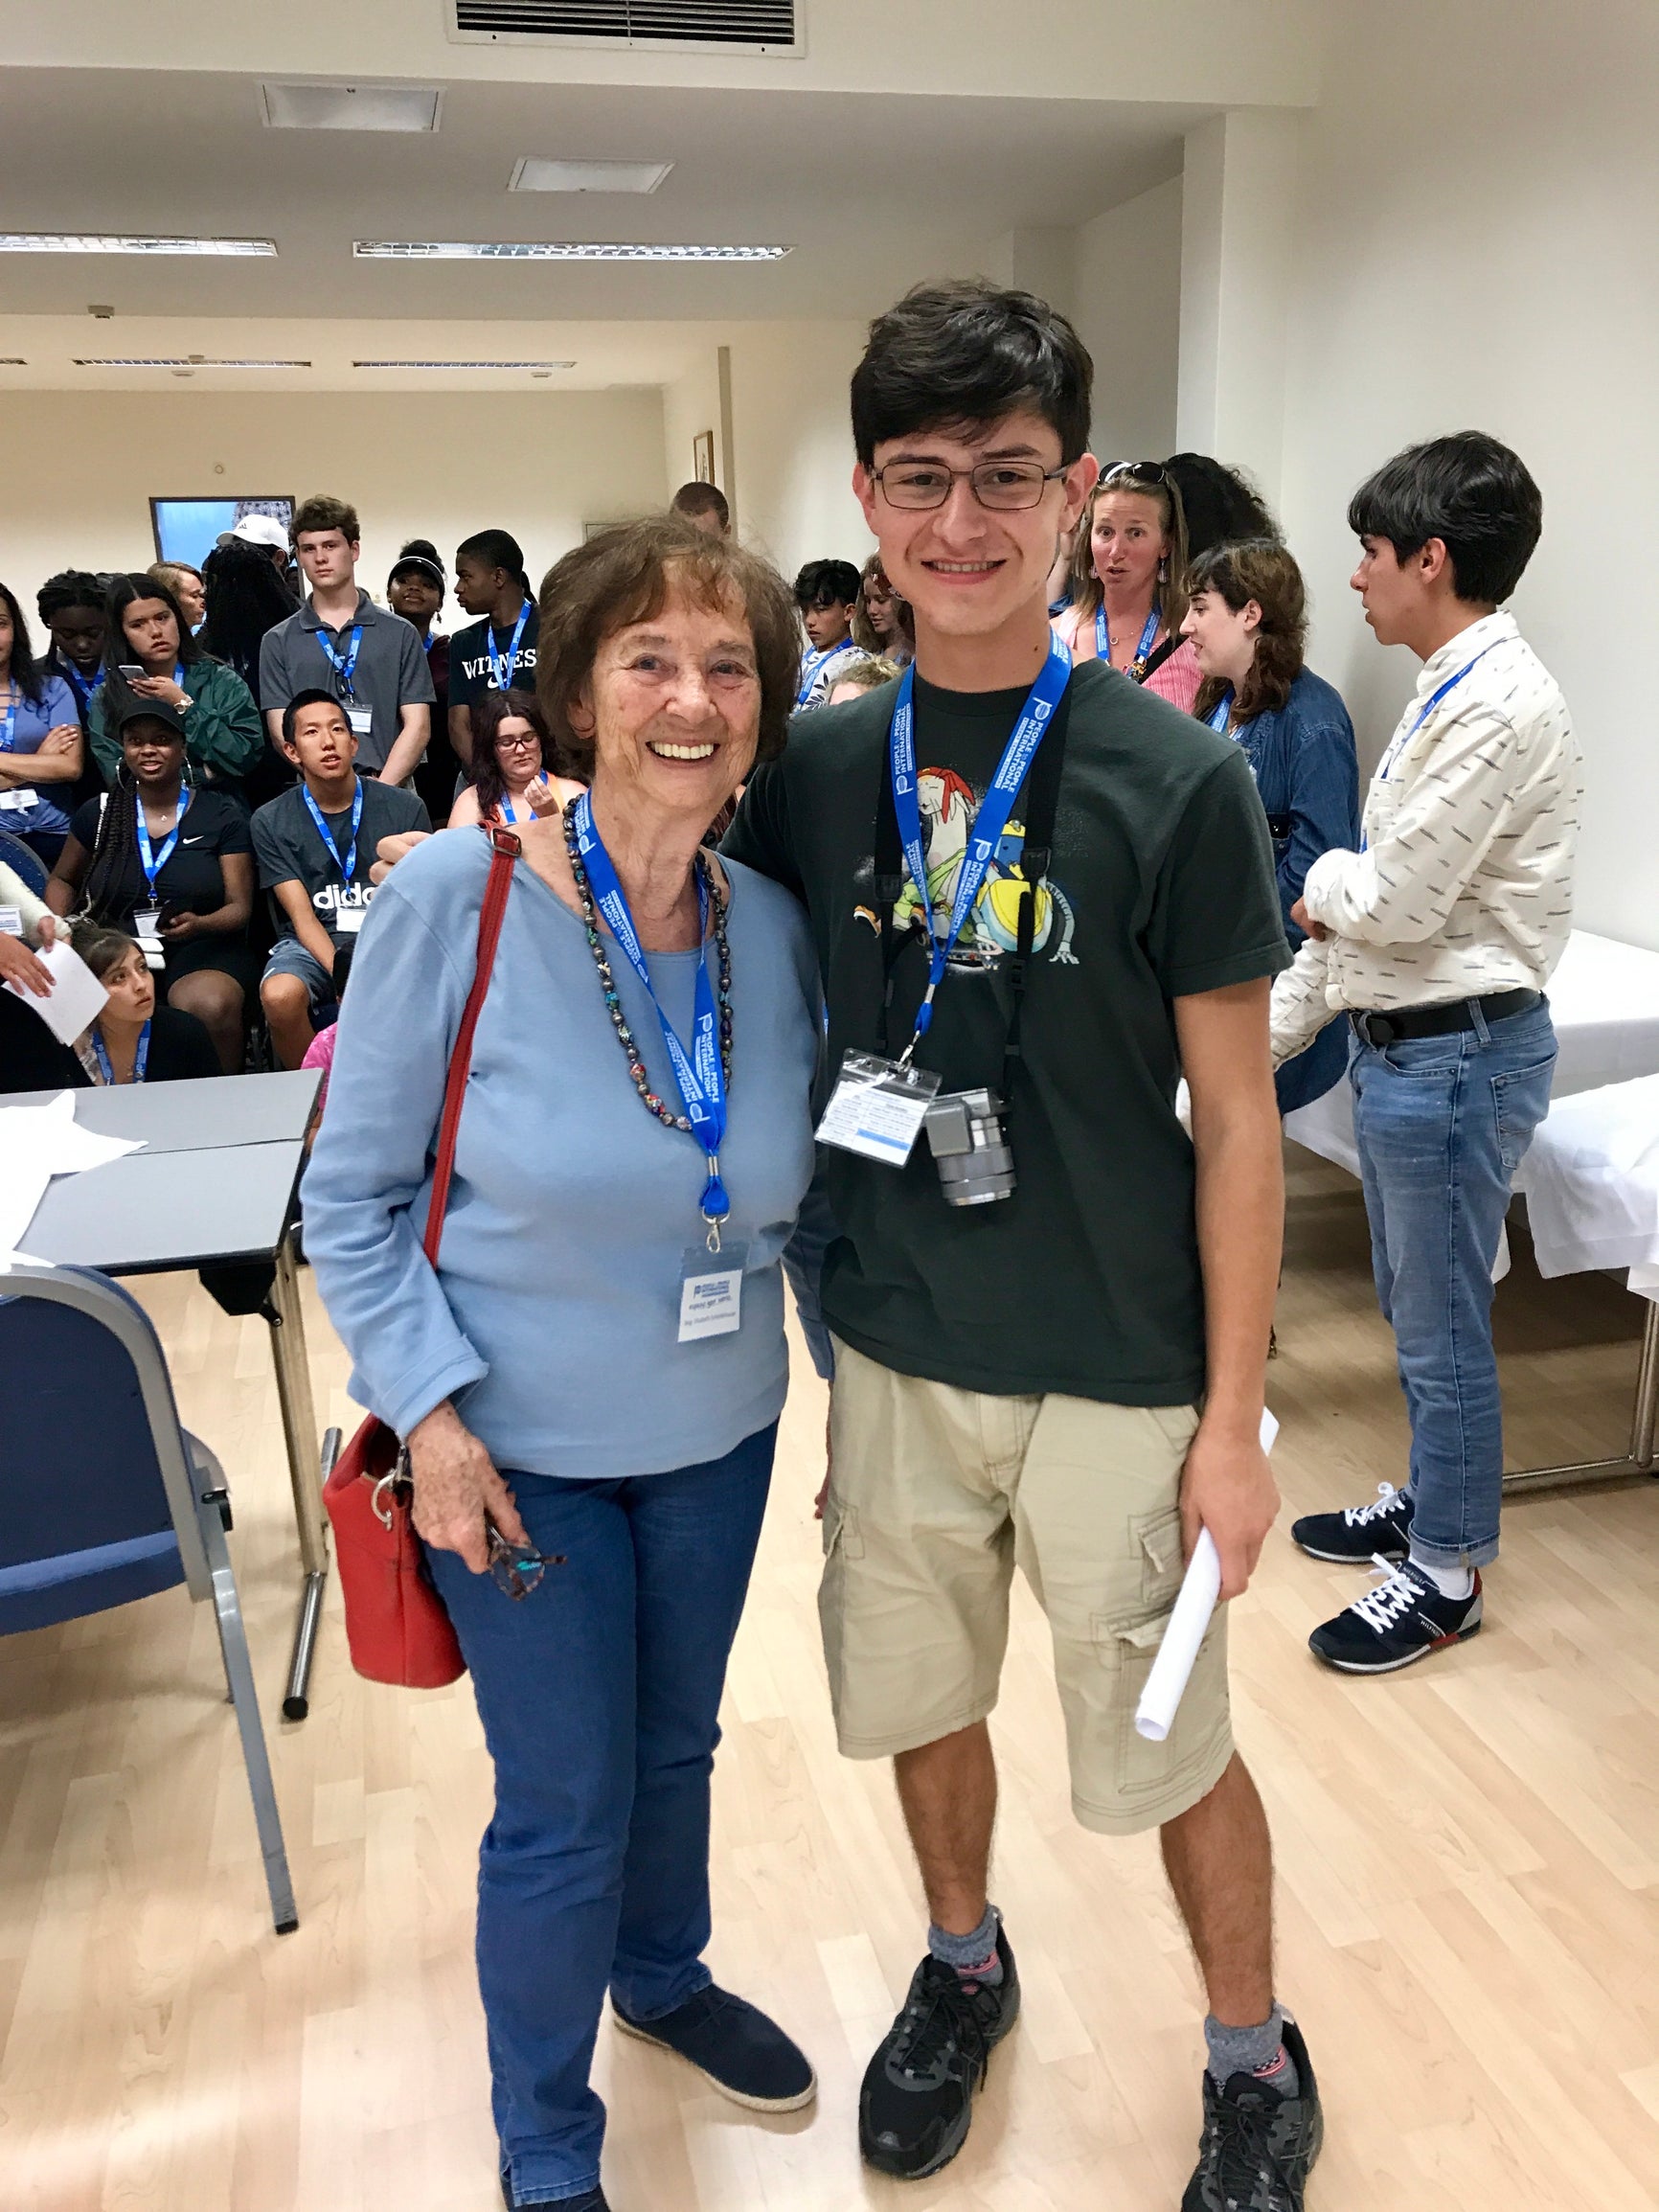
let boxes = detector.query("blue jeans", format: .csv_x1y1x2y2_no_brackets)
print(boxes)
426,1423,777,2206
1350,997,1557,1568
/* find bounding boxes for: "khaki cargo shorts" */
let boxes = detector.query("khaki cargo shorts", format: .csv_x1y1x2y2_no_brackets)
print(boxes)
819,1338,1234,1835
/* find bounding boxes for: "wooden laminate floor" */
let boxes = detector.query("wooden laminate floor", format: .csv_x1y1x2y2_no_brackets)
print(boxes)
4,1148,1658,2210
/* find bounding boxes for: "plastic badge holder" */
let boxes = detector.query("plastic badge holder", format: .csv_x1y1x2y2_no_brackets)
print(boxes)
816,1050,943,1167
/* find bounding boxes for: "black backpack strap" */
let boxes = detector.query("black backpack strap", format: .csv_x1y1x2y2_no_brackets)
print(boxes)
872,743,908,1056
1000,680,1072,1098
1133,631,1182,685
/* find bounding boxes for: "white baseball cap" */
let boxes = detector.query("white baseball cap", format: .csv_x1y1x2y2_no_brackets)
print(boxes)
217,513,289,552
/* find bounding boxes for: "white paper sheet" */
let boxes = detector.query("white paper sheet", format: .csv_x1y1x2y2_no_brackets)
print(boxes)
1134,1408,1279,1744
1,937,108,1046
0,1089,145,1260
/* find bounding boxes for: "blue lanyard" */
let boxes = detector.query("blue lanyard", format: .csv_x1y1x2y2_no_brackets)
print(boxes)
487,602,532,692
1376,643,1502,783
890,631,1072,1053
314,621,364,699
499,795,517,824
1206,689,1234,732
62,662,101,715
1096,604,1160,673
92,1020,149,1084
301,781,363,884
795,644,839,708
0,689,15,751
135,789,190,894
570,789,729,1229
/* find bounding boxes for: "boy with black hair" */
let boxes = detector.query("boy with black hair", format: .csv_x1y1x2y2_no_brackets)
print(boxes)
252,689,428,1067
726,278,1322,2208
792,558,864,709
1275,432,1582,1674
448,528,538,767
259,495,435,787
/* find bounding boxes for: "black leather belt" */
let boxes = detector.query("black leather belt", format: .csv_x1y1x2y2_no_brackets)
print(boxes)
1350,988,1541,1048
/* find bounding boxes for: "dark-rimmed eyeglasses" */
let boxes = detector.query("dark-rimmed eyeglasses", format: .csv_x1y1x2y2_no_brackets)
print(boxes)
487,1519,564,1602
870,460,1069,513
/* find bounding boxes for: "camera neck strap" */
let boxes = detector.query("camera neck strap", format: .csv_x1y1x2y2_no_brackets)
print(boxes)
873,666,1074,1094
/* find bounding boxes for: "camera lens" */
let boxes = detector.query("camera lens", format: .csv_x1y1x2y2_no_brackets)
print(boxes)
924,1088,1016,1206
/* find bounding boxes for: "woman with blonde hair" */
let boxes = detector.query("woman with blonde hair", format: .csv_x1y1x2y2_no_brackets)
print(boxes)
1051,460,1203,711
1181,536,1359,1111
852,554,914,668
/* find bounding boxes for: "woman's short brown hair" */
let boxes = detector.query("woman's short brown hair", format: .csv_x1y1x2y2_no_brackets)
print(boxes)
535,515,801,780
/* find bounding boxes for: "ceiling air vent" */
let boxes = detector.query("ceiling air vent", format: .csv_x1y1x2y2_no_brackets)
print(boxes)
448,2,801,57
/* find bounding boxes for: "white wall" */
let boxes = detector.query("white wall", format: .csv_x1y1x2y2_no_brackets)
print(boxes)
1,387,669,623
661,349,727,514
1279,0,1659,950
724,322,876,583
1073,178,1184,463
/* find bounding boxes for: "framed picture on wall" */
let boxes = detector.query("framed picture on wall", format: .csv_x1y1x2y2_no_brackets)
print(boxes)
150,495,294,572
693,430,716,485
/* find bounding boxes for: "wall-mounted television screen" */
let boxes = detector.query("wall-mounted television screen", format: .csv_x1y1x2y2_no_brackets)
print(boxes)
149,496,294,571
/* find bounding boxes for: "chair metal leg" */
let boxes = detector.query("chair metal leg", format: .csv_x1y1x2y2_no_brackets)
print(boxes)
1504,1296,1659,1494
269,1233,331,1721
283,1426,341,1722
197,1498,299,1934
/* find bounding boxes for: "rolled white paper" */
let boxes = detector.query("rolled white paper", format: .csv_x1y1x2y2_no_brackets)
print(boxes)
1134,1408,1279,1744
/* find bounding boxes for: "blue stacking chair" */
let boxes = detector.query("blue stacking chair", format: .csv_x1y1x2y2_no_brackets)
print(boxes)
0,1263,297,1933
0,827,50,898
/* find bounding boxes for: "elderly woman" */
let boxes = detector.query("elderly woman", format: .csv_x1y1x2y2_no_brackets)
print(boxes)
303,516,822,2212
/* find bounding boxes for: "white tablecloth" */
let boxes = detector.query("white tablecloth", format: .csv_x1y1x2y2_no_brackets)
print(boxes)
1283,929,1659,1179
1519,1073,1659,1299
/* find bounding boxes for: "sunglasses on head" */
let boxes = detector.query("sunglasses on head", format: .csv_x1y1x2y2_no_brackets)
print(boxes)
1102,460,1170,489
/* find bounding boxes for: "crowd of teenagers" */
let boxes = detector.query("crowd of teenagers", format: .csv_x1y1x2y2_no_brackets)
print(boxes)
2,280,1583,2212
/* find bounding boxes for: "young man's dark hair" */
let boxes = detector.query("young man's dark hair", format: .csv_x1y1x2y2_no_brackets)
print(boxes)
850,278,1093,468
794,559,862,611
290,493,361,544
281,685,350,745
456,527,532,599
670,481,730,533
1347,431,1542,606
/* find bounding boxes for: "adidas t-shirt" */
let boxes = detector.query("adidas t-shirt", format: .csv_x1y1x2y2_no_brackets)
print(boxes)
723,655,1290,1404
251,777,430,949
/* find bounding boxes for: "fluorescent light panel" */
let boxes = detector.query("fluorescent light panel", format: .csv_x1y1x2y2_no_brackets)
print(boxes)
352,357,576,369
0,234,275,257
73,356,311,368
354,239,788,261
261,81,443,132
0,356,25,365
509,158,672,194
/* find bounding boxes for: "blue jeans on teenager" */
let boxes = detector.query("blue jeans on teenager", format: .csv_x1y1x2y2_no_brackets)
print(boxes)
1350,996,1557,1569
425,1423,778,2207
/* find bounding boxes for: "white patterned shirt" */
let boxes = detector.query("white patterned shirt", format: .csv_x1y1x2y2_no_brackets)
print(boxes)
1270,611,1583,1064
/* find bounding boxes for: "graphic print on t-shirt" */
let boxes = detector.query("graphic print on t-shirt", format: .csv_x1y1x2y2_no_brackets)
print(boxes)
853,764,1079,970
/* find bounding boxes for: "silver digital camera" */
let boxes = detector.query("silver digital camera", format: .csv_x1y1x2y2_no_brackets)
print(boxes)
923,1087,1016,1206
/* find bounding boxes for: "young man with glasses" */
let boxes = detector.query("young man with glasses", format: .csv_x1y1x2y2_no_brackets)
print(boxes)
725,280,1323,2210
1274,434,1582,1674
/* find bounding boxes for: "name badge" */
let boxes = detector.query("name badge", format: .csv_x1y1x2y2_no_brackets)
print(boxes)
0,905,24,935
132,905,166,969
334,903,367,935
816,1050,943,1167
346,706,374,739
0,787,37,812
678,1239,747,1343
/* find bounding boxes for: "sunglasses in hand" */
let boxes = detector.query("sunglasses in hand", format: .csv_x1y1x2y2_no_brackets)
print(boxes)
486,1516,565,1601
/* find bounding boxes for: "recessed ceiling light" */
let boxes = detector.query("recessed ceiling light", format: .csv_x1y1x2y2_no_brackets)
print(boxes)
0,234,276,257
261,81,443,132
509,158,672,194
353,239,789,262
73,356,312,368
352,357,577,369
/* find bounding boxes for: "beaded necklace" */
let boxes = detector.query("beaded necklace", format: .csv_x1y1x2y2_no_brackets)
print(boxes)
562,796,734,1132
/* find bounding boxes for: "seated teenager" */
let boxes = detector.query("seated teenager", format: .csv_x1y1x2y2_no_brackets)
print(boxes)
1052,463,1204,711
449,687,583,830
0,579,82,867
252,690,429,1068
47,702,257,1073
792,559,864,709
1181,538,1360,1112
826,652,900,706
67,924,221,1085
89,573,264,801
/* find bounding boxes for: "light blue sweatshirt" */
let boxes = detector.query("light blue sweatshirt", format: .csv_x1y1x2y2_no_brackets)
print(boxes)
302,827,822,1480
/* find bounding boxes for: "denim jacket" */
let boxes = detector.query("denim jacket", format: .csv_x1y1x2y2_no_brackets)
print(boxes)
1232,668,1361,1112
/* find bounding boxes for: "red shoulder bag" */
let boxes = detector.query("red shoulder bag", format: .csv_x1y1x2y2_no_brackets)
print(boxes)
322,825,520,1689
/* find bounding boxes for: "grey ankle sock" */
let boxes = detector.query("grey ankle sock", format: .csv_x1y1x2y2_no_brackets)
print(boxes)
1205,2005,1298,2097
928,1904,1003,1987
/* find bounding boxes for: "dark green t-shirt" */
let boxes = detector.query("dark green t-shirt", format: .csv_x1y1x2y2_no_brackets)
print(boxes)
723,655,1289,1404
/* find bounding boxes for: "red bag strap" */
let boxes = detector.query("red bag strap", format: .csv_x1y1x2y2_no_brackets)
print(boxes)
420,825,521,1265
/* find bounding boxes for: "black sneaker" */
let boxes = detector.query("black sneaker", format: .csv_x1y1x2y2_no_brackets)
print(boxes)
859,1927,1020,2179
499,2176,607,2210
1291,1481,1412,1564
1183,2014,1323,2211
611,1982,816,2112
1308,1560,1482,1674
